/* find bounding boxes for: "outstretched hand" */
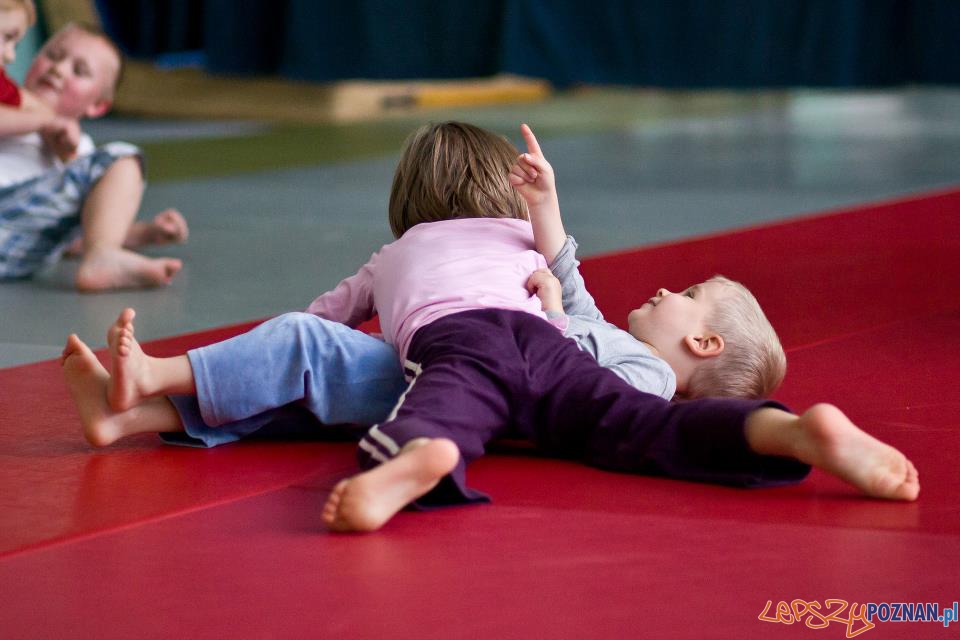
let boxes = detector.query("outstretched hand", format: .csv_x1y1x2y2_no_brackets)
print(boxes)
509,123,556,208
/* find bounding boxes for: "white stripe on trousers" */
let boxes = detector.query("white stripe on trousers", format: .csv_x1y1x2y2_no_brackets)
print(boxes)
359,358,422,462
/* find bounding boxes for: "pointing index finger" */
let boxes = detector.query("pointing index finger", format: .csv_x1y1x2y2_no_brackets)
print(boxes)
520,123,543,157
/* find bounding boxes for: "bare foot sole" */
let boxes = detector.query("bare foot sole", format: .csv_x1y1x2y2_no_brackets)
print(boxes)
76,247,181,291
322,438,461,532
106,308,150,411
61,334,126,447
798,404,920,501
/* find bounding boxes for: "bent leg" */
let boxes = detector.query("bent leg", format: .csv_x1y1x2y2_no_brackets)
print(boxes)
0,148,130,279
353,316,524,508
323,437,461,532
323,354,511,532
354,360,509,507
75,155,182,291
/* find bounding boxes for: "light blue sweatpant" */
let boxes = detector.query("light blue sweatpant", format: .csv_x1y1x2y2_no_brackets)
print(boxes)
162,312,408,447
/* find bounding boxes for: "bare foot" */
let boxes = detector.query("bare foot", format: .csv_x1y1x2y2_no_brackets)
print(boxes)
63,235,84,258
322,438,460,532
126,209,190,248
61,334,129,447
795,404,920,501
106,308,151,412
64,209,189,256
76,247,182,291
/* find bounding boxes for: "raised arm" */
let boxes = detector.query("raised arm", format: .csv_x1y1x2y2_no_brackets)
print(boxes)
508,123,566,264
0,92,81,161
0,98,59,137
550,236,604,320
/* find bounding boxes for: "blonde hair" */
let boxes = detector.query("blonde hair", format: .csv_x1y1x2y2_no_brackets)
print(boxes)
0,0,35,26
687,275,786,399
388,121,529,238
49,23,124,99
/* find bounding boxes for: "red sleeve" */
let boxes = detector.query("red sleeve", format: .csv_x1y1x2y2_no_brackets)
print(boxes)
0,70,22,107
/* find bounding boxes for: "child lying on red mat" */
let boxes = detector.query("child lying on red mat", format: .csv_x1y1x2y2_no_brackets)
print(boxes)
61,122,919,534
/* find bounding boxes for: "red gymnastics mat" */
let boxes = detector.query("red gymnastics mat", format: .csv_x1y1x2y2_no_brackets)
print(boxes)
2,188,959,639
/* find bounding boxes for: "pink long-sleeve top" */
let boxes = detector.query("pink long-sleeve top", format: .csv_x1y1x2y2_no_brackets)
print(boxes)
306,218,552,361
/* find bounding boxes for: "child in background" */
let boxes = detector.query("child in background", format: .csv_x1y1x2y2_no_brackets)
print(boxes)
0,0,33,107
0,22,187,290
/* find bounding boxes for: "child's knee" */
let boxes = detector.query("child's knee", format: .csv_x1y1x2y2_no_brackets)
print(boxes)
103,156,145,185
270,312,318,335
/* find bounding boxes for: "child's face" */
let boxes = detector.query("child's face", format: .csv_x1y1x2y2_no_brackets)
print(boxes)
24,27,119,119
626,280,729,352
0,7,28,66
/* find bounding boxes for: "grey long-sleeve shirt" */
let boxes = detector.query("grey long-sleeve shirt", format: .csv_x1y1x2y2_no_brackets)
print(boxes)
549,236,676,400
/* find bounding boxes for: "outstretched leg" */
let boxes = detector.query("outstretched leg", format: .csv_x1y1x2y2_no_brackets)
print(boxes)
74,157,183,291
322,438,461,532
61,334,184,446
745,403,920,501
107,307,195,411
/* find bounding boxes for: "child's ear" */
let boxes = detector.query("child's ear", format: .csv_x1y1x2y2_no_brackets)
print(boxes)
683,333,724,359
84,98,112,120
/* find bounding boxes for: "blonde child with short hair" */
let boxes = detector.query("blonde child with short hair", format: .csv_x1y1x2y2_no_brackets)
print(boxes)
0,22,187,290
513,123,786,400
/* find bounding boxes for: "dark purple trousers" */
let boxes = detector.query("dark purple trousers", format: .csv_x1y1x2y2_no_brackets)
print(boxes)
357,309,810,507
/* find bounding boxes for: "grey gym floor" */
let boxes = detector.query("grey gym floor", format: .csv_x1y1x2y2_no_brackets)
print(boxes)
1,87,958,369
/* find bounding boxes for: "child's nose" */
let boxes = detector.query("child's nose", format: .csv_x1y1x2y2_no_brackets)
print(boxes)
50,58,69,75
657,288,670,297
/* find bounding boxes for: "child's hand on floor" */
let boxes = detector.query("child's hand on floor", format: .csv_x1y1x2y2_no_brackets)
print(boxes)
509,123,556,208
526,268,563,313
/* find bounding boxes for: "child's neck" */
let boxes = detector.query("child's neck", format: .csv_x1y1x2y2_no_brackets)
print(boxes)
638,339,659,357
634,337,694,394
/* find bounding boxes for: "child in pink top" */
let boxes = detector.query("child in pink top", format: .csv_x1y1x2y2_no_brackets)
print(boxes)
306,217,553,362
303,123,918,531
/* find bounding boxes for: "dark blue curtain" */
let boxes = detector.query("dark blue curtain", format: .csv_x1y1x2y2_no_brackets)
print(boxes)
95,0,960,86
95,0,202,59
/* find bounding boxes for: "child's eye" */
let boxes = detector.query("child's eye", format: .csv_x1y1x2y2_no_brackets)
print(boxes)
684,290,694,298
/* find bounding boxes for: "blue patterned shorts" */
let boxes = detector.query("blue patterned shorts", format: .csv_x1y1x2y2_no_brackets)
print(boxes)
0,142,141,279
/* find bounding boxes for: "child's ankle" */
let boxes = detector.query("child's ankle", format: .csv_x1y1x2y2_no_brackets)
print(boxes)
400,437,433,454
744,407,800,458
